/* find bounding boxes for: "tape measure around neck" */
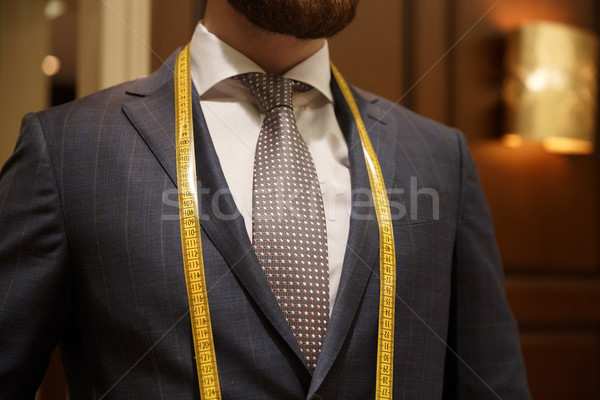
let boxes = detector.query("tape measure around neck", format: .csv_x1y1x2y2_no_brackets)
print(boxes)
174,44,396,399
331,62,396,399
175,44,221,399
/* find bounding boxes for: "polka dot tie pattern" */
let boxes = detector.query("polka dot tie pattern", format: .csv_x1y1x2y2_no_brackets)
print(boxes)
236,73,329,373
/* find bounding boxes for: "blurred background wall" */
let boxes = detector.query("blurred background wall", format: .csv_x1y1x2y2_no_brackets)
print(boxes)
1,1,598,399
0,0,49,166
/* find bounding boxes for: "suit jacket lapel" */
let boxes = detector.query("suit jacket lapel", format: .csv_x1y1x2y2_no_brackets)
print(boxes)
120,52,402,390
309,78,395,395
191,96,308,368
121,51,308,370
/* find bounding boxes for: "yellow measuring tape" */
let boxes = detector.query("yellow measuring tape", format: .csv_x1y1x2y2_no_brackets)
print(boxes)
175,44,221,399
331,63,397,399
174,44,396,399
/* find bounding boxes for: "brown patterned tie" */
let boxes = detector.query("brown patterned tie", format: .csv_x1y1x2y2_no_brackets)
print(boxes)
235,73,329,373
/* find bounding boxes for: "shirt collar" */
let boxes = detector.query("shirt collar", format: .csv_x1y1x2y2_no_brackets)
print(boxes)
189,22,334,103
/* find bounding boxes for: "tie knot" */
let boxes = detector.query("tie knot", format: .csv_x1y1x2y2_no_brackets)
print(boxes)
235,72,311,111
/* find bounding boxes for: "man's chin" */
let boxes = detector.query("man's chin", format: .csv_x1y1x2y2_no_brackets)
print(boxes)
226,0,360,39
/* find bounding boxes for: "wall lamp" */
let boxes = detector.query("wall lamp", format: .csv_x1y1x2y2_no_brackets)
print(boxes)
503,22,599,155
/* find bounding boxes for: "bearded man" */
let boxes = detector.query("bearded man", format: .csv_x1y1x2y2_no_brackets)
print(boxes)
0,0,530,398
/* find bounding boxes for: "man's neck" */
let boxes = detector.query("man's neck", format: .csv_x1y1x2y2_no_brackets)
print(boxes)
203,1,325,75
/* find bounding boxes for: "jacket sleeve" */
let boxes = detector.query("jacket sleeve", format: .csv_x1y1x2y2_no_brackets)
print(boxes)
443,131,531,399
0,113,71,398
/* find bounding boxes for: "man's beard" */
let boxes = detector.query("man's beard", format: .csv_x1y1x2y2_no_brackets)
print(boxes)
226,0,360,39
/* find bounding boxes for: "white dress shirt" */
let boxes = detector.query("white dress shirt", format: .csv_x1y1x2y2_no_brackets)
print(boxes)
189,22,351,312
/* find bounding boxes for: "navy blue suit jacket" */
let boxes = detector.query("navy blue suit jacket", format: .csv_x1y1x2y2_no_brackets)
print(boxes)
0,50,530,399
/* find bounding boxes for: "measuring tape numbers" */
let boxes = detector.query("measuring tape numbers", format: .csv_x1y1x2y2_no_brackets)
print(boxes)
175,44,222,399
174,44,396,399
331,63,397,399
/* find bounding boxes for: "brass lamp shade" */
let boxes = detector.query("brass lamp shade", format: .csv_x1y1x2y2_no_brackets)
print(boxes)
503,22,599,154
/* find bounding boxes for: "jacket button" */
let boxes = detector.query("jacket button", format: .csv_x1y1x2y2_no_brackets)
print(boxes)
312,395,324,400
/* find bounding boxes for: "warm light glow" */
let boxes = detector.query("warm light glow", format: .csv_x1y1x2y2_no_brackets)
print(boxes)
502,134,524,148
41,55,61,76
503,22,598,155
525,68,566,92
542,137,594,155
44,0,67,20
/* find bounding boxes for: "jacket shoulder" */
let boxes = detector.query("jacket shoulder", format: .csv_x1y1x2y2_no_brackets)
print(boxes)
350,85,466,160
352,86,460,138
